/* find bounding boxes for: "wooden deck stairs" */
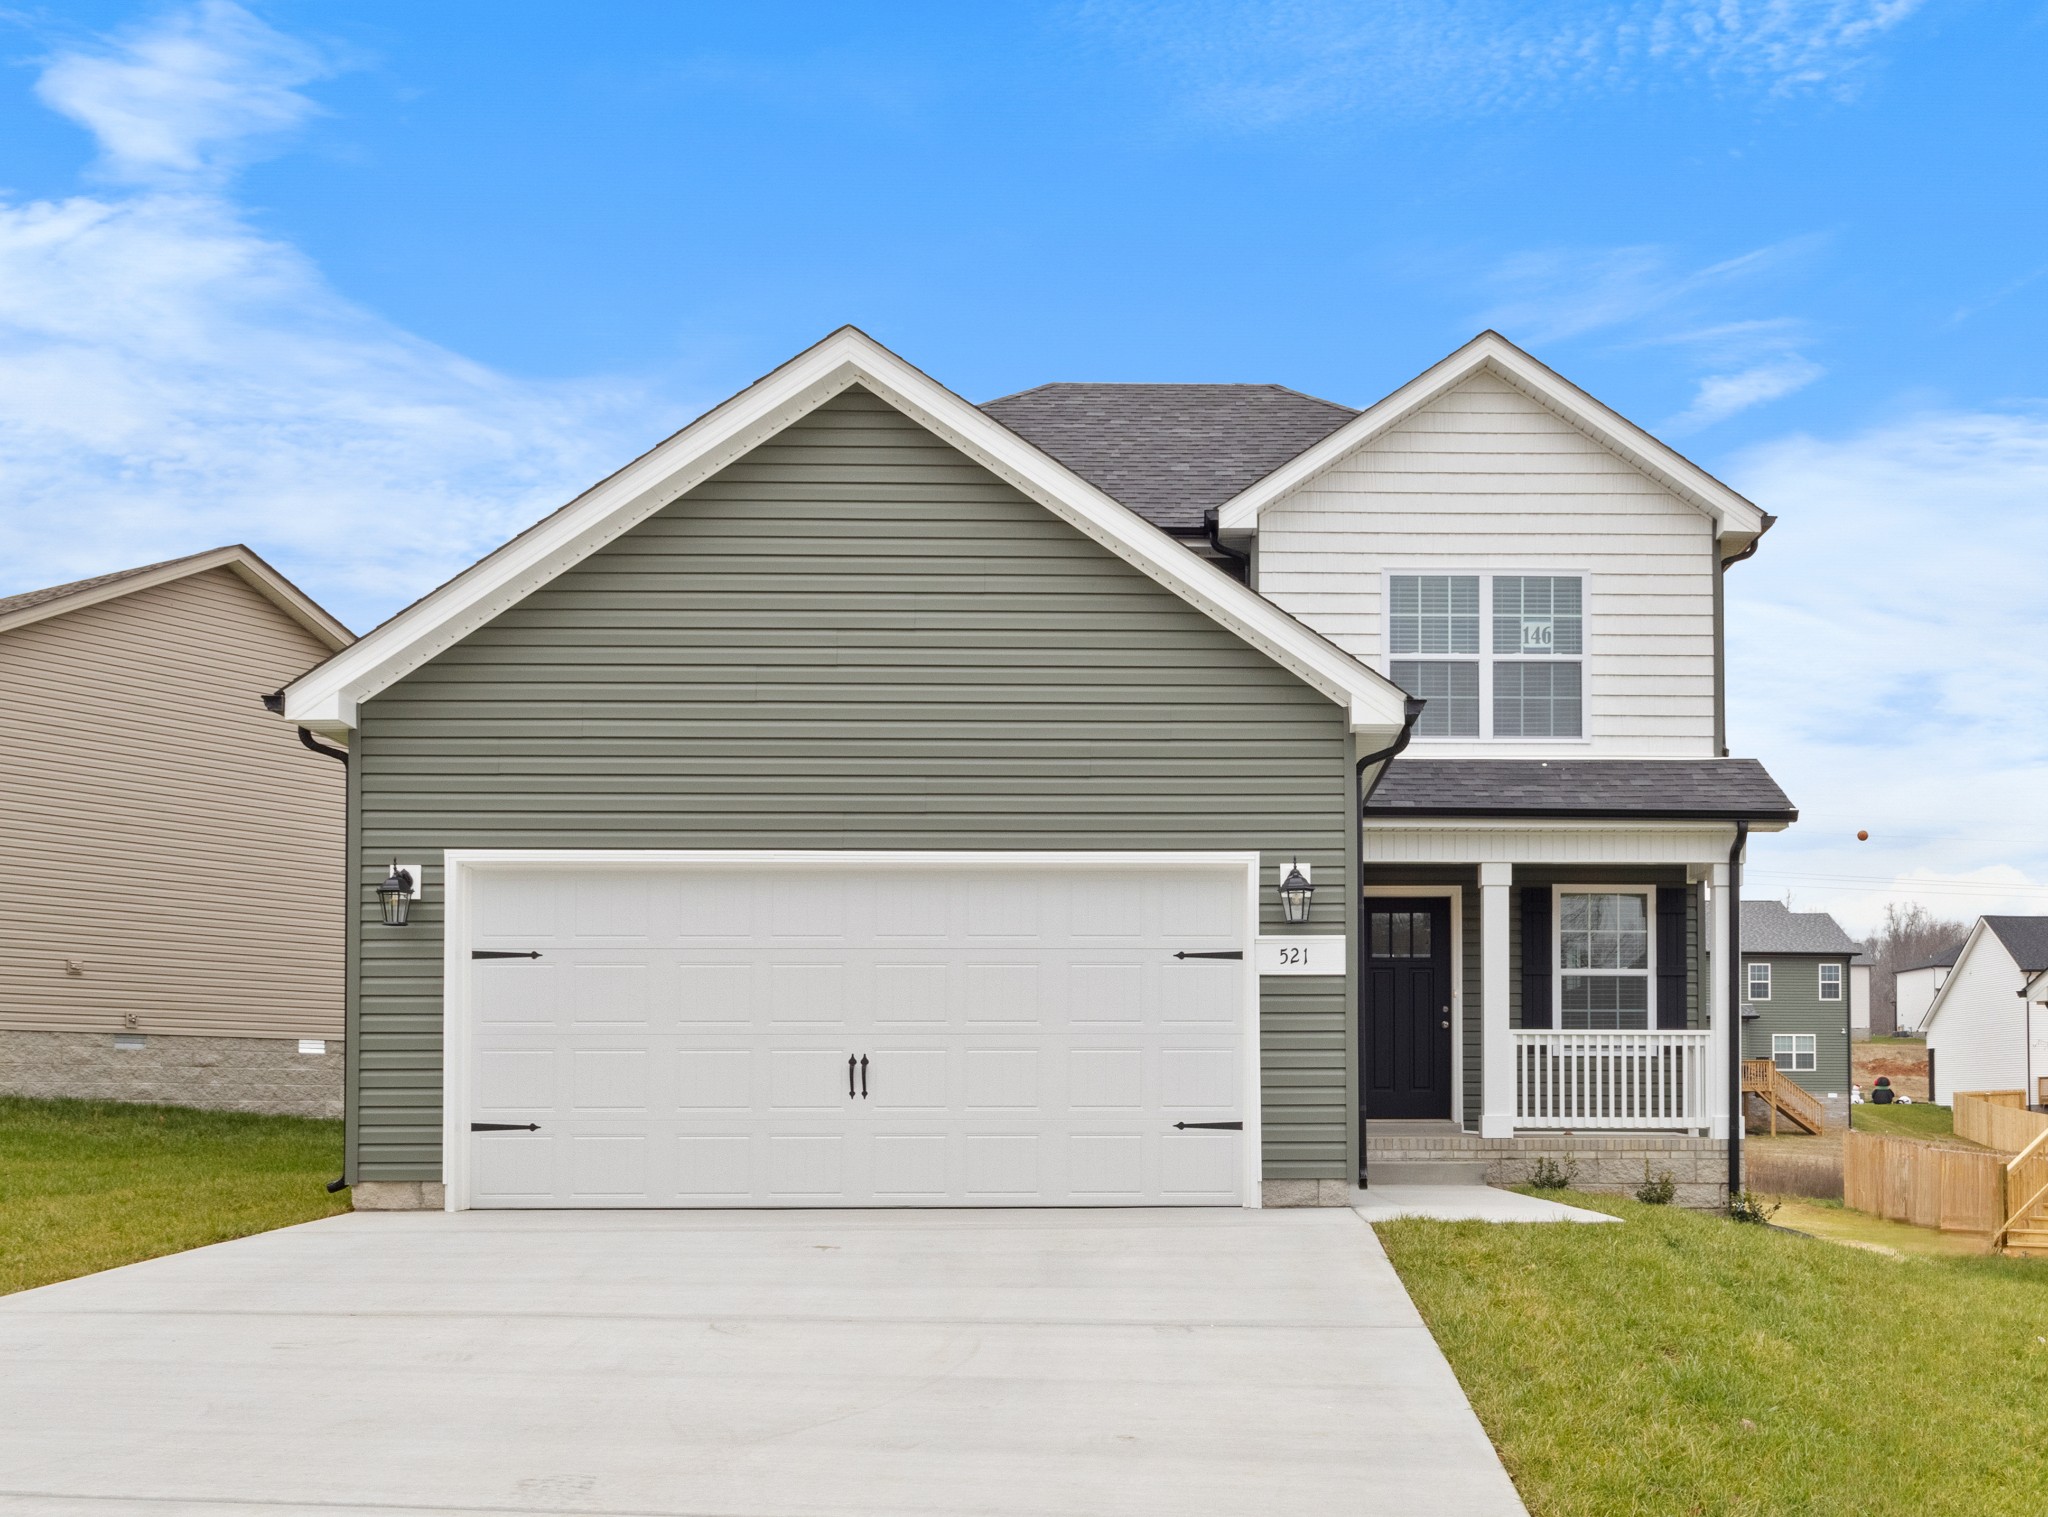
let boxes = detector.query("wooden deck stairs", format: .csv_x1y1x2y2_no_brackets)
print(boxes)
1742,1058,1827,1136
1996,1129,2048,1259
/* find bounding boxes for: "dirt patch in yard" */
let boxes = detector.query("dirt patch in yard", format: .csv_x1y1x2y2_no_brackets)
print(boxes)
1856,1040,1930,1101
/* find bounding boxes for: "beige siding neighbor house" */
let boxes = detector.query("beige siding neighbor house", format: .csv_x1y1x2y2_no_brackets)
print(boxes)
0,547,353,1115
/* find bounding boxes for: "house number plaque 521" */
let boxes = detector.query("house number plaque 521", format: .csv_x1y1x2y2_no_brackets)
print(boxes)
1253,937,1346,976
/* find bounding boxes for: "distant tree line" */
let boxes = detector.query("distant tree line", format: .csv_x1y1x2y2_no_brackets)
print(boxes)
1864,902,1970,1036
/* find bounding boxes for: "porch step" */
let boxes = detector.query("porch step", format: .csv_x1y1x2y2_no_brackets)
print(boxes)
2001,1227,2048,1254
1364,1159,1492,1187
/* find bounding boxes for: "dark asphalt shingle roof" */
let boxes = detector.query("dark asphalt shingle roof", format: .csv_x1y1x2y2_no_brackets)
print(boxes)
979,383,1358,531
1363,758,1797,821
0,549,216,620
1900,942,1965,973
1983,917,2048,973
1740,900,1859,955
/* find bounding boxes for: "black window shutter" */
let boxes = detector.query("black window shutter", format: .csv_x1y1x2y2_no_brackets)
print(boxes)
1520,888,1552,1029
1656,886,1688,1029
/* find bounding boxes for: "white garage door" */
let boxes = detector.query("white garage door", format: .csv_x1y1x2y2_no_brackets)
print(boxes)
449,856,1255,1209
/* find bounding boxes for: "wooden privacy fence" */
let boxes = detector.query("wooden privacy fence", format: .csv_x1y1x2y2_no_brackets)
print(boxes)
1842,1132,2005,1234
1953,1090,2048,1152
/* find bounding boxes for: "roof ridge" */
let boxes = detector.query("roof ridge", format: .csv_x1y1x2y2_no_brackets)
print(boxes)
0,546,228,618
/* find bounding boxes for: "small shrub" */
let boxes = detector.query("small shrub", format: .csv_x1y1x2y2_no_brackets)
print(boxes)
1527,1156,1579,1191
1728,1190,1781,1225
1636,1167,1677,1205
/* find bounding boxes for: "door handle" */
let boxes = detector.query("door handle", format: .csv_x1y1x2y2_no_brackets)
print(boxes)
848,1054,856,1100
859,1055,869,1099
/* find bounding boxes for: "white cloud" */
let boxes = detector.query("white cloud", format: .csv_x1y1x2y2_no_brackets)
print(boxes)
35,0,331,184
1075,0,1926,127
0,4,674,633
1668,355,1823,430
1727,408,2048,932
1473,239,1826,428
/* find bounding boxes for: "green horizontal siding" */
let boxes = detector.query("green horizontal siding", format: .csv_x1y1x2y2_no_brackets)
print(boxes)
349,385,1352,1183
1742,954,1852,1096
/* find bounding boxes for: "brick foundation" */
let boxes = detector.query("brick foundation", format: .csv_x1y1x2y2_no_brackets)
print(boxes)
0,1030,342,1118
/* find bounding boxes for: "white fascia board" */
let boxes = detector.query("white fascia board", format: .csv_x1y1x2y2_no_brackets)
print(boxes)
1215,331,1770,538
1919,918,1990,1031
285,327,1410,735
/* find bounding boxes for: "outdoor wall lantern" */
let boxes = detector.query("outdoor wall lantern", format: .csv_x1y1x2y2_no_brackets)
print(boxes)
1277,859,1315,924
377,861,418,927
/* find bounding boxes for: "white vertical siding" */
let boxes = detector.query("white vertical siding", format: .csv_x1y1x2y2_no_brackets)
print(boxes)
1256,370,1718,756
1926,934,2034,1102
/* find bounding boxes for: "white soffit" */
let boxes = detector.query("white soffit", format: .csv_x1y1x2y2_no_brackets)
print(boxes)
1214,331,1771,539
282,327,1410,736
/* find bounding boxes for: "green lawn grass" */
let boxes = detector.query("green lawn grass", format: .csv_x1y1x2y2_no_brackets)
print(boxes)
0,1097,349,1295
1378,1194,2048,1516
1848,1100,1960,1141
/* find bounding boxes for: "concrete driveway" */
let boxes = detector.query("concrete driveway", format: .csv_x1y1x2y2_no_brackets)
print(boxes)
0,1207,1526,1517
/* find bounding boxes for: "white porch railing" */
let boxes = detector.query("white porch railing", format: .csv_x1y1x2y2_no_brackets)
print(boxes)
1513,1030,1712,1130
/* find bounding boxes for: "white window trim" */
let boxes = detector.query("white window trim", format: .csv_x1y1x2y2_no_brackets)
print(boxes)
1748,961,1773,1001
1817,962,1843,1001
1382,569,1593,744
1772,1032,1816,1072
1552,883,1657,1031
1363,884,1466,1134
439,848,1265,1213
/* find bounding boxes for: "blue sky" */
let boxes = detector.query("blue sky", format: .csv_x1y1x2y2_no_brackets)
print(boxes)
0,0,2043,929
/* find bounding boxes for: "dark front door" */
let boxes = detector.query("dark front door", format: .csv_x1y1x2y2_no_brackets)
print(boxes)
1363,898,1453,1120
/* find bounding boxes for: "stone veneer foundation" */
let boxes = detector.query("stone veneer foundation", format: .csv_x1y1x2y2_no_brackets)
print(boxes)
0,1030,342,1119
1367,1131,1733,1210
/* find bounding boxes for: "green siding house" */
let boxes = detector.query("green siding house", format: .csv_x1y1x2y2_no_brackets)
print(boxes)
1740,899,1856,1128
280,328,1796,1212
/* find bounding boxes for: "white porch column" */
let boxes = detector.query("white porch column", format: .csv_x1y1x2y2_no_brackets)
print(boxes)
1707,861,1732,1139
1480,862,1515,1138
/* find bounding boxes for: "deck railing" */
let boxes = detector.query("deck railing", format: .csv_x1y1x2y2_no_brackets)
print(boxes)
1514,1030,1712,1130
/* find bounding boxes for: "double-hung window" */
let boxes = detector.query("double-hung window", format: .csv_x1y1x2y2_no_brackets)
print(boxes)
1555,887,1652,1030
1772,1033,1816,1073
1388,572,1584,740
1818,962,1843,1001
1748,962,1772,1001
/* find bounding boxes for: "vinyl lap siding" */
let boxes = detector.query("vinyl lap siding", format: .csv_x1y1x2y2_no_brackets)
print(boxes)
352,386,1352,1182
1255,371,1717,757
1742,955,1851,1099
0,570,344,1039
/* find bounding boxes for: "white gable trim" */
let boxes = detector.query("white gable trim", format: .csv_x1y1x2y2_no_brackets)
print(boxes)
282,327,1410,736
0,544,352,650
1214,331,1770,539
1921,918,2006,1032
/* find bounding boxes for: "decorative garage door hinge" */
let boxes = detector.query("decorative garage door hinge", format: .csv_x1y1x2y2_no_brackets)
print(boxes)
471,950,543,959
1173,1121,1244,1131
470,1122,540,1132
1172,950,1243,960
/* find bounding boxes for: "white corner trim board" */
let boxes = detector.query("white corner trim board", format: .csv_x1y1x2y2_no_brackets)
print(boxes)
1213,331,1770,540
438,849,1267,1211
282,327,1410,739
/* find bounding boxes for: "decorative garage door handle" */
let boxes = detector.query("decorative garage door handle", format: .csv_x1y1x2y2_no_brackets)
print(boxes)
1173,950,1244,960
848,1055,857,1100
470,1122,540,1132
1173,1121,1244,1131
860,1055,868,1099
471,950,543,960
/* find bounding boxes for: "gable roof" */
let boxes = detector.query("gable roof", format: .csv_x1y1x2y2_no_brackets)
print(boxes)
1213,331,1772,544
979,383,1357,533
1922,915,2048,1030
0,545,352,650
1984,917,2048,974
282,327,1412,738
1900,942,1965,974
1740,899,1858,955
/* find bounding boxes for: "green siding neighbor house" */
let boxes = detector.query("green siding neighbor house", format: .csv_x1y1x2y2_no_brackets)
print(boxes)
281,327,1797,1212
1740,899,1856,1128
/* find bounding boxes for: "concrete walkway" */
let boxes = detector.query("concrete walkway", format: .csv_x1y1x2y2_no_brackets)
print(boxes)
1353,1184,1622,1224
0,1207,1527,1517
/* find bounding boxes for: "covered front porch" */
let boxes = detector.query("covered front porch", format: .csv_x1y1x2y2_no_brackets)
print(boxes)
1357,816,1757,1205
